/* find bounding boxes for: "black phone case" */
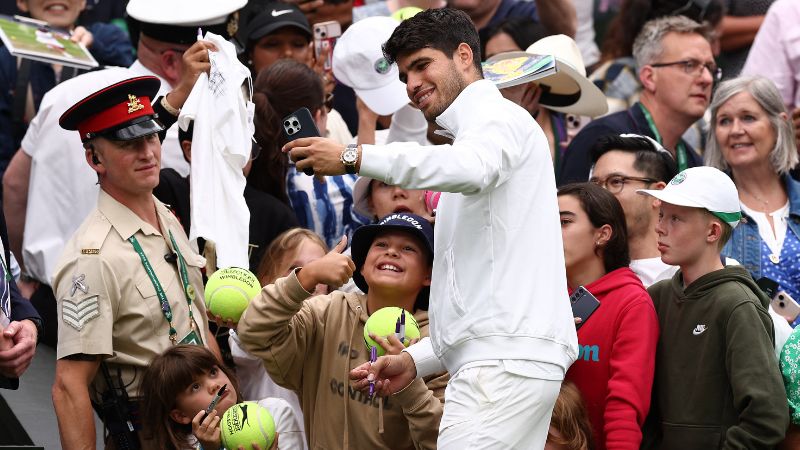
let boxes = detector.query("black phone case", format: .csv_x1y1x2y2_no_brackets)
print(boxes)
282,107,320,176
570,286,601,330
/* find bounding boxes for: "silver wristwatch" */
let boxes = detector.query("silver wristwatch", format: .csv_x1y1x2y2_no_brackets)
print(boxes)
340,143,359,174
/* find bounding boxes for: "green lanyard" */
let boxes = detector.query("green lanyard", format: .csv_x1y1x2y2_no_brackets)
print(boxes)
129,230,197,344
637,103,689,172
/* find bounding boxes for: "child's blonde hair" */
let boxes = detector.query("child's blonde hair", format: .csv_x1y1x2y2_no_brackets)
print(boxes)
255,228,328,285
138,345,244,450
548,381,595,450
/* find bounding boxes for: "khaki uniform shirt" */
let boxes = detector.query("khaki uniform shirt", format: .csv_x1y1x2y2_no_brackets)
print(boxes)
54,189,210,400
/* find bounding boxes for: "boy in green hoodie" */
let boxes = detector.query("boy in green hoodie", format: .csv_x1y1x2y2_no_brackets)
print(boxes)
638,167,788,449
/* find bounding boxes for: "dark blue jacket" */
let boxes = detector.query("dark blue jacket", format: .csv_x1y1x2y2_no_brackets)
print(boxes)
0,201,40,390
557,102,703,186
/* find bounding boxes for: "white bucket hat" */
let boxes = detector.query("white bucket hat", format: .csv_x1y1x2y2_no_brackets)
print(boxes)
352,176,375,219
332,16,408,116
637,166,743,228
519,34,608,117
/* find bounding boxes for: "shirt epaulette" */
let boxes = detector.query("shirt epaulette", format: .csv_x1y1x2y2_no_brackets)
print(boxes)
77,210,112,255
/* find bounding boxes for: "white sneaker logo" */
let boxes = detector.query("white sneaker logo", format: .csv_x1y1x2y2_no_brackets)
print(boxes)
271,9,292,17
692,324,708,335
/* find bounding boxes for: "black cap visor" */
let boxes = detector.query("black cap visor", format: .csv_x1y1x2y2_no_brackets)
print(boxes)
92,116,165,142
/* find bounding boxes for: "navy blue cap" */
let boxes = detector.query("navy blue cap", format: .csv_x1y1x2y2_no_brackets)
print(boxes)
351,213,434,309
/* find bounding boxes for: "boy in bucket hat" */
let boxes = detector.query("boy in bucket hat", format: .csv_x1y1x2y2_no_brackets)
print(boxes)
236,213,446,449
638,166,788,449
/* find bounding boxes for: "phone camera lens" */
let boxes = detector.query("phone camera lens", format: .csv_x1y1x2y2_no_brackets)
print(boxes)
292,120,299,127
284,120,290,126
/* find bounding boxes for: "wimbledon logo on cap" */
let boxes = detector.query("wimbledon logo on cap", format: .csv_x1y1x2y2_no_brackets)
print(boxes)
670,172,687,185
380,213,423,230
374,57,391,75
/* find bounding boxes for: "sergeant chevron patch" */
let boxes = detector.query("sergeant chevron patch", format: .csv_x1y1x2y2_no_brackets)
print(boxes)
62,295,100,331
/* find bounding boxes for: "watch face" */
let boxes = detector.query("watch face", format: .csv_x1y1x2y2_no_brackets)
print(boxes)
343,149,358,164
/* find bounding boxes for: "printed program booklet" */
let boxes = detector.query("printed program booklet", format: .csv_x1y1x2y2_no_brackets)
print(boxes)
0,15,98,69
482,52,557,89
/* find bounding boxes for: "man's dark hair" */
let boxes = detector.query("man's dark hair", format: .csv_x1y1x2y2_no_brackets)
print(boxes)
383,8,483,74
590,134,678,183
558,183,631,273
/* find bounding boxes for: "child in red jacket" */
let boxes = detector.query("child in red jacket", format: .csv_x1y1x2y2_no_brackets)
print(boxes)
558,183,659,450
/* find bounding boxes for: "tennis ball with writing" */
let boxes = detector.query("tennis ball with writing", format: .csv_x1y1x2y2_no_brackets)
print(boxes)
363,306,420,356
391,6,423,21
221,402,275,450
204,267,261,322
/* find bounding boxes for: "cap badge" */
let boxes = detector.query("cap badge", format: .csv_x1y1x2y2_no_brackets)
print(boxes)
670,172,687,185
127,94,144,114
374,57,391,75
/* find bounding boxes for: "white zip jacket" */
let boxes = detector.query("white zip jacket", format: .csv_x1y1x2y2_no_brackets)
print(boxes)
359,80,578,377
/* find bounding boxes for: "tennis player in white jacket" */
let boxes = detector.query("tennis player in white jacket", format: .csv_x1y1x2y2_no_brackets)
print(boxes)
283,8,578,448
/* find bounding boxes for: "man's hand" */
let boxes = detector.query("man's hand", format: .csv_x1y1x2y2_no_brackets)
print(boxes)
70,26,93,48
283,137,352,176
297,236,354,291
309,42,335,96
349,352,417,397
0,319,38,378
370,334,418,356
167,40,219,109
500,82,542,117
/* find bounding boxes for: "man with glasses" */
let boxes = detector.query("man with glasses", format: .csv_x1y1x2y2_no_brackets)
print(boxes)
559,15,716,186
589,134,678,286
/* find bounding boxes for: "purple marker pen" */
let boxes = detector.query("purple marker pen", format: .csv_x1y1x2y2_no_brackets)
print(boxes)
369,346,377,397
399,310,406,344
394,316,402,342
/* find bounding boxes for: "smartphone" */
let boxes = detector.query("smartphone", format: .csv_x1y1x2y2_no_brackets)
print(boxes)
772,291,800,322
756,277,780,299
570,286,600,330
313,20,341,71
282,107,320,176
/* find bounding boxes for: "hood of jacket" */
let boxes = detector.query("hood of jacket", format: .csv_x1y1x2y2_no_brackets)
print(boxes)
579,267,647,299
669,265,770,309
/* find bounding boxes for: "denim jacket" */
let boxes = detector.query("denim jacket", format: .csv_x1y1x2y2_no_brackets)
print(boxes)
723,175,800,279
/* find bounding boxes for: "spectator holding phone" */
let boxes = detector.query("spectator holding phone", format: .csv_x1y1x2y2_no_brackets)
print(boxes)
639,166,788,449
250,59,366,248
704,76,800,326
557,182,658,450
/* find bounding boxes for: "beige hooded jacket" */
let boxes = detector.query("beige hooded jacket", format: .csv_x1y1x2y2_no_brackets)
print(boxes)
237,271,448,450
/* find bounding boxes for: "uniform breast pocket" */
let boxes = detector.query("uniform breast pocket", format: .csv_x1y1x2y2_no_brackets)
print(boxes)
135,264,178,336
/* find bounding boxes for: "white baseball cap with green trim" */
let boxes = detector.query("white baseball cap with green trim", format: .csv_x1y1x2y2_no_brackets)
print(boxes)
637,166,743,228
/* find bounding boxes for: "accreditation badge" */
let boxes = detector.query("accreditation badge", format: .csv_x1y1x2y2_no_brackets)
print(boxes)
179,322,203,345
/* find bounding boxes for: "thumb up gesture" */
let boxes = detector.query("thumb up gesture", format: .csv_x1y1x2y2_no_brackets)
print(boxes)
297,235,355,292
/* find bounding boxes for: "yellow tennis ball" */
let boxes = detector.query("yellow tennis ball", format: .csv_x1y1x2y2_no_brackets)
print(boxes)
204,267,261,322
220,402,275,450
364,306,420,356
392,6,423,21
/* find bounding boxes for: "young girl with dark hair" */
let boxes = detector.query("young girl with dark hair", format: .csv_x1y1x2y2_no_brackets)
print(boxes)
250,59,366,249
138,345,303,450
557,183,659,450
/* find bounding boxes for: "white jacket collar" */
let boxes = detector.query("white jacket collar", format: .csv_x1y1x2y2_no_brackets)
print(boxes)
434,79,501,139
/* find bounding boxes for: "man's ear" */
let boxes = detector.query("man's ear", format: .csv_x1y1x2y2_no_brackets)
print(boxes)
85,147,105,174
454,43,474,73
160,51,183,86
650,181,667,208
169,408,193,425
706,219,723,245
639,65,657,93
16,0,29,13
180,140,192,164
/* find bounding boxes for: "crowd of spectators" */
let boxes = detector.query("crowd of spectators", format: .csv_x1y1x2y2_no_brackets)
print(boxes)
1,0,800,449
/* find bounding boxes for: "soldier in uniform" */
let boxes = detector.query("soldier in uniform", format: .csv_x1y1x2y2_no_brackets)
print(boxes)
51,61,219,448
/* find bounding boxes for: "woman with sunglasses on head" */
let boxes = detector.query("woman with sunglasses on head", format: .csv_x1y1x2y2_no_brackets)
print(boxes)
557,182,659,450
705,76,800,327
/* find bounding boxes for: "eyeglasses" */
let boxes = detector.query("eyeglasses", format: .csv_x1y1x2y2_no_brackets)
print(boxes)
589,174,657,194
650,59,722,81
